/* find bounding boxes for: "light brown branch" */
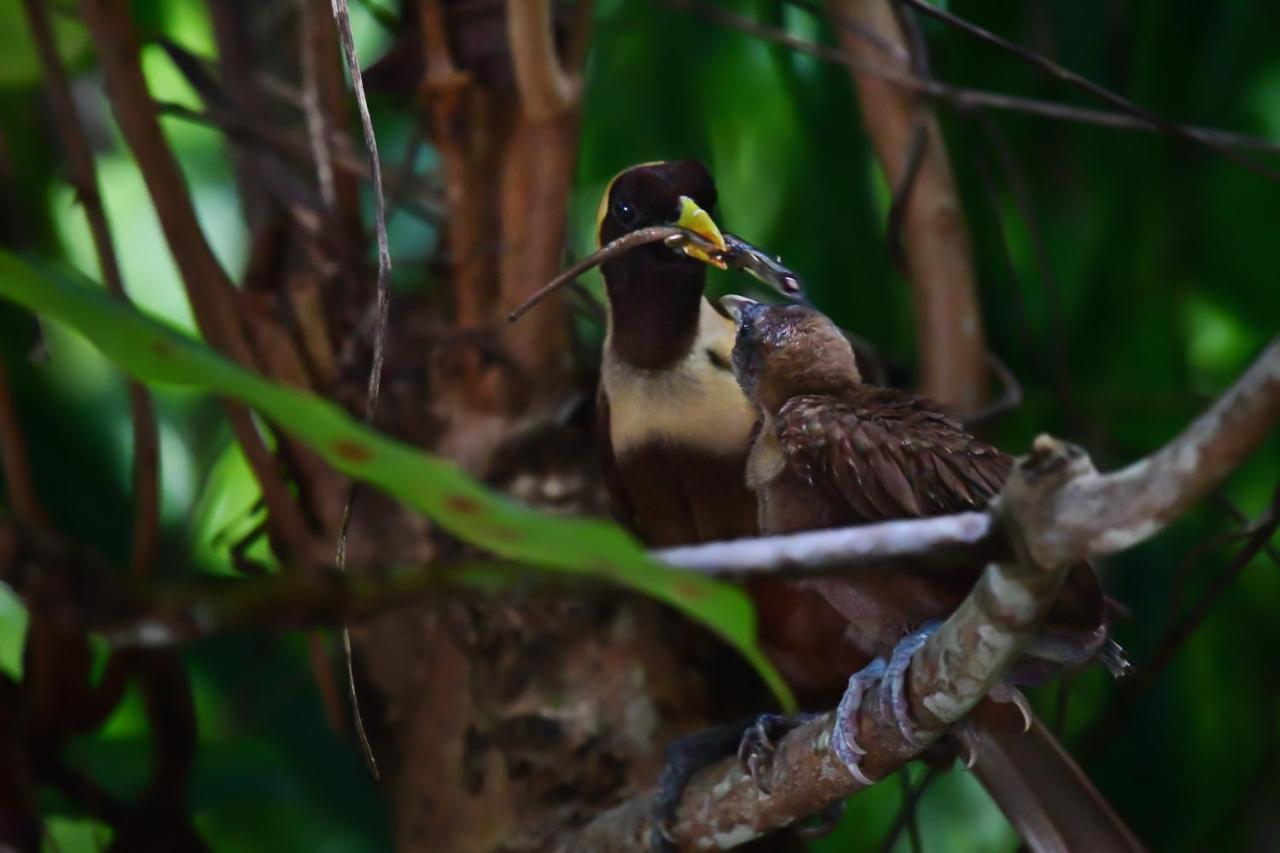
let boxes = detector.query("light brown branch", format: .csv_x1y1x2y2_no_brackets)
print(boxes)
826,0,987,412
1023,336,1280,566
507,0,580,120
24,0,158,577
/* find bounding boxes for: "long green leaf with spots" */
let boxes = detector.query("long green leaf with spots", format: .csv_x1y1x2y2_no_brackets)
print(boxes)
0,251,795,710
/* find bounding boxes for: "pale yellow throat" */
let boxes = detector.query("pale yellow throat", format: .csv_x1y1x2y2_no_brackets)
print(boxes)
602,298,758,459
746,414,785,491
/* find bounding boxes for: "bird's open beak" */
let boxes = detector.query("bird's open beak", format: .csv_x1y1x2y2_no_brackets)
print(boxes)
719,294,760,325
675,196,728,269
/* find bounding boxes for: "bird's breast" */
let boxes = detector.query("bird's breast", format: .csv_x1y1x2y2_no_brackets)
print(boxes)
601,300,757,458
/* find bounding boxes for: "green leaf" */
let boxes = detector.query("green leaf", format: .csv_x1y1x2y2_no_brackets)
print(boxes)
0,579,27,679
42,816,113,853
0,251,795,711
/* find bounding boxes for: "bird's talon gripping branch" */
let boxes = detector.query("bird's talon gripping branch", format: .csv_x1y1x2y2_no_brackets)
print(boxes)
952,720,981,771
988,683,1034,733
881,621,945,748
736,712,821,794
833,657,887,784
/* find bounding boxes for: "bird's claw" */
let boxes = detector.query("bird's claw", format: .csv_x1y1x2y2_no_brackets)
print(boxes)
736,713,820,794
989,682,1033,732
952,720,981,771
833,657,887,785
880,621,944,748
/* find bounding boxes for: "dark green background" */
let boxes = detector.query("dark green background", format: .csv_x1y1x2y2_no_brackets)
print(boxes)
1,0,1276,849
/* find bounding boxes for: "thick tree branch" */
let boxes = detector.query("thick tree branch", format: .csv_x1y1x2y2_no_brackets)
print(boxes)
825,0,986,412
24,0,159,577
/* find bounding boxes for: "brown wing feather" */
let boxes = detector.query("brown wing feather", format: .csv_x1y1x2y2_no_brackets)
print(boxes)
775,388,1106,646
776,390,1012,523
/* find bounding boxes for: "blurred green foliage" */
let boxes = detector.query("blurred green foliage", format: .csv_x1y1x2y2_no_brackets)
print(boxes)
1,0,1277,851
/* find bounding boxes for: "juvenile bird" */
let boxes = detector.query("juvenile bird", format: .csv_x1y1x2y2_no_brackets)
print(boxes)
721,295,1136,847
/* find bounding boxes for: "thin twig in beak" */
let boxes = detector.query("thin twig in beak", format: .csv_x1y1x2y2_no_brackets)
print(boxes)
507,226,726,322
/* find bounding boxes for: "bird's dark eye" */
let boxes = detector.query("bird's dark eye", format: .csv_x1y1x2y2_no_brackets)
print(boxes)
612,199,636,227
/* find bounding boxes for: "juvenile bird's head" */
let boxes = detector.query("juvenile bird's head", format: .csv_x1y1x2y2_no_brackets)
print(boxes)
721,296,862,415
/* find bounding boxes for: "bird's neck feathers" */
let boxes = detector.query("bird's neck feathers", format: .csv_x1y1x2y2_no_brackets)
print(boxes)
758,339,862,415
602,257,706,370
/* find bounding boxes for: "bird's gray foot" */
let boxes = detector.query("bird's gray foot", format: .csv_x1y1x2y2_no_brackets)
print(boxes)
832,657,887,785
736,712,821,794
650,725,743,851
879,621,944,748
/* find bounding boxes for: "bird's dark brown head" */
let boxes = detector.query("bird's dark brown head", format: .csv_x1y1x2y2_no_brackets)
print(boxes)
597,160,727,369
597,160,725,266
721,296,862,415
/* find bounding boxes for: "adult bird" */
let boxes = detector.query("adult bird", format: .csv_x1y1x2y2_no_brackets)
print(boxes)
720,295,1139,851
594,160,762,547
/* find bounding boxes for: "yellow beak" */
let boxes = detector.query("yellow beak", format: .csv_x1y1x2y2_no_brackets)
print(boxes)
674,196,728,269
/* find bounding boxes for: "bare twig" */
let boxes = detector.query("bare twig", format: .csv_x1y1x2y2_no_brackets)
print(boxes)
971,109,1079,426
299,0,338,214
897,0,1280,180
1082,484,1280,760
329,0,394,781
884,767,938,853
329,0,392,427
24,0,159,576
664,0,1280,164
508,226,721,322
1211,493,1280,569
962,351,1024,429
658,512,999,578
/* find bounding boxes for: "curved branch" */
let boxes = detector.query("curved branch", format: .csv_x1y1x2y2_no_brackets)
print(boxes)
507,0,579,120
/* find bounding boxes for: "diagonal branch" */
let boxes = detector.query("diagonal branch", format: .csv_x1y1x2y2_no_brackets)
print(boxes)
23,0,159,577
667,0,1280,167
